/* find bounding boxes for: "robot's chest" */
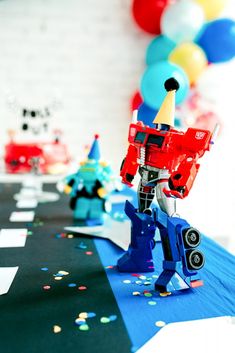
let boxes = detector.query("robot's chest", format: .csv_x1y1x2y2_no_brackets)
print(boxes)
136,141,180,170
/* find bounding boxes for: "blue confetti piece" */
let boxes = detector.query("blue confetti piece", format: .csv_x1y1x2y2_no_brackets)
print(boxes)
68,283,76,287
41,267,48,271
87,312,96,318
77,242,87,249
109,315,117,321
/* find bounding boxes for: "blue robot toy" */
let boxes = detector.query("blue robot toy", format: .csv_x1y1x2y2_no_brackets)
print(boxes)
63,135,115,225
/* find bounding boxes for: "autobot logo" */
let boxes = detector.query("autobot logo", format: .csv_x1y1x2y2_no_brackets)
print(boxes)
195,131,206,140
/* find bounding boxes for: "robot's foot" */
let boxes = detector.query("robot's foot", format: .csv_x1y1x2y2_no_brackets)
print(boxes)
155,270,191,292
117,252,154,273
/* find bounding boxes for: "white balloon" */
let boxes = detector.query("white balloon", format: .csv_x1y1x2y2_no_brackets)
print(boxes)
161,0,204,44
197,62,234,104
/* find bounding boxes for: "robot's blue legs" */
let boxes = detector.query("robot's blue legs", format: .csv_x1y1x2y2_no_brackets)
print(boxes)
74,197,105,225
155,209,205,292
117,201,156,272
117,201,205,292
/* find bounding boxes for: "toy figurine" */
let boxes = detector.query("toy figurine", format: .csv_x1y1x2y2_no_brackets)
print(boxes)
63,135,116,226
118,78,219,291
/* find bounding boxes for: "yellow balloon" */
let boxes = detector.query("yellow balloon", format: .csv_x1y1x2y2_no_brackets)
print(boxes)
169,42,207,85
195,0,228,20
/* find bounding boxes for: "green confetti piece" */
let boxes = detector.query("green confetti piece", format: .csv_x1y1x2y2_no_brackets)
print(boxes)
148,301,157,306
100,317,110,324
79,324,89,331
144,292,152,297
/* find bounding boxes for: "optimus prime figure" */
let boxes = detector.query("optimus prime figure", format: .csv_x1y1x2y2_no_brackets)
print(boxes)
118,78,219,292
63,135,116,226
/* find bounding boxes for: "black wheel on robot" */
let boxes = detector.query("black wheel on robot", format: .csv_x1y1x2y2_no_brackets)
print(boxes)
183,227,201,248
186,249,205,270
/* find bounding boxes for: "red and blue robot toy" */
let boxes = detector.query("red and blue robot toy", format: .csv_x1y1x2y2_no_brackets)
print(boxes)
118,78,219,292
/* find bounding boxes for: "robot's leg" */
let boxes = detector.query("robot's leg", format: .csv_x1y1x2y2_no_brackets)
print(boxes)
137,181,155,213
156,180,176,217
154,211,205,292
88,198,105,225
73,197,90,220
117,201,156,272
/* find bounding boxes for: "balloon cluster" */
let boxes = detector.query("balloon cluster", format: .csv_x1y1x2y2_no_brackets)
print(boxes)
131,0,235,127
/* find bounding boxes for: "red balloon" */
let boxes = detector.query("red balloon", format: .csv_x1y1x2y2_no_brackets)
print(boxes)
132,0,170,35
131,90,143,111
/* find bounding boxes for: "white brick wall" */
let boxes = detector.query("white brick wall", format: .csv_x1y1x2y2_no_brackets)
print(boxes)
0,0,149,166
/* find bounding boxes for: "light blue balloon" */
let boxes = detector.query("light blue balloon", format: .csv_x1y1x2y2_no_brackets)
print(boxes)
140,61,189,110
146,35,176,66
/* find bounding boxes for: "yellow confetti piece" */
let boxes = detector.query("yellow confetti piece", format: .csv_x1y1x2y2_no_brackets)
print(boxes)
58,271,69,275
53,325,62,333
155,321,166,327
67,234,74,239
54,277,63,280
79,312,88,319
132,291,141,296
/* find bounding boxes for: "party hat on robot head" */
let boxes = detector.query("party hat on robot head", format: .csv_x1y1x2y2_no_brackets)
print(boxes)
87,134,101,161
153,78,179,127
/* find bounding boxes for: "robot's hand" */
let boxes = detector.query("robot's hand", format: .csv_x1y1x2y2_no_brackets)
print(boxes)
64,185,72,194
163,188,184,199
121,173,134,187
97,187,108,198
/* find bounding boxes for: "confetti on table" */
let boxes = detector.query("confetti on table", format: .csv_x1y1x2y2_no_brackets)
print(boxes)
68,283,76,287
54,277,63,281
53,325,62,333
100,317,110,324
79,324,89,331
85,251,93,255
67,234,74,239
58,271,69,275
123,280,131,284
139,275,146,280
41,267,48,271
109,315,117,321
75,318,86,325
78,286,87,291
155,321,166,327
144,292,152,297
87,312,96,318
79,312,88,319
132,291,141,296
148,301,157,306
43,285,51,290
77,242,87,249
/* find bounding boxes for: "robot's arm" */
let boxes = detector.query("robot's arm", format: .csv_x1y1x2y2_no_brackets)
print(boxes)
164,125,217,199
120,144,139,187
164,158,200,199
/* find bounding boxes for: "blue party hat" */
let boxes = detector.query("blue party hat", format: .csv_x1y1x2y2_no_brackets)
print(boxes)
87,134,101,161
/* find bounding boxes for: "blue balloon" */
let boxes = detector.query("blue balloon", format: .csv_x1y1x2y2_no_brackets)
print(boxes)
137,103,158,128
146,35,176,66
140,61,189,110
197,19,235,63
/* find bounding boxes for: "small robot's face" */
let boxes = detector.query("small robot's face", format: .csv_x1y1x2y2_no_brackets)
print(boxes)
79,160,103,181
